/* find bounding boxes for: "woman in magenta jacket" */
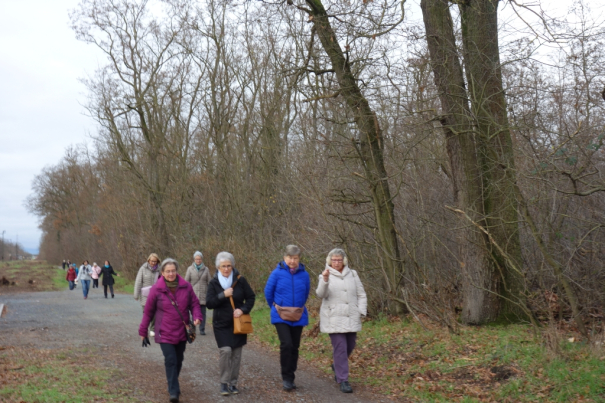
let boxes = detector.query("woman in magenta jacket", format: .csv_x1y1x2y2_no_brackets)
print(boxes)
139,258,203,403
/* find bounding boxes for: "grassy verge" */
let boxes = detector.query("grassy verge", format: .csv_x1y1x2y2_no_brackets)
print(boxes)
0,346,133,402
249,294,605,402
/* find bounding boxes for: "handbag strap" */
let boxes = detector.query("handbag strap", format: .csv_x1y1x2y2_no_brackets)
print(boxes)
228,275,241,311
166,289,189,328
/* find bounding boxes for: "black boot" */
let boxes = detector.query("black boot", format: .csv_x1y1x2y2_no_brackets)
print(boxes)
220,383,230,396
340,381,353,393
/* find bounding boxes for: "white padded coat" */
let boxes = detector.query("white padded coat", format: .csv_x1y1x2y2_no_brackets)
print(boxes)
316,265,367,334
133,263,160,307
184,263,210,305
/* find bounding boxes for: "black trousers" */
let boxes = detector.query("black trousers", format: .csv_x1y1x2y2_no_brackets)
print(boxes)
103,284,114,297
160,341,187,397
274,323,303,382
92,279,99,288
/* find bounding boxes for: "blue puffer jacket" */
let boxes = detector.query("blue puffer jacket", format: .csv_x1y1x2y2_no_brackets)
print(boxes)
264,261,310,326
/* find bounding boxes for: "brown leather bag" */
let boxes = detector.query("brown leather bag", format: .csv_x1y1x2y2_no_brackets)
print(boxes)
274,303,304,322
229,276,253,334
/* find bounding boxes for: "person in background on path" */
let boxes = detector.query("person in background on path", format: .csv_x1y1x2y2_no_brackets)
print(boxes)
139,258,202,403
184,250,210,335
91,262,102,288
76,260,93,299
206,252,256,396
316,248,367,394
66,265,77,290
71,264,78,288
135,253,161,337
73,262,78,276
264,245,310,392
62,260,67,270
100,260,118,298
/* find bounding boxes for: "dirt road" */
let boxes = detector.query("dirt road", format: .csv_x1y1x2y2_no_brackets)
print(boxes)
0,287,384,402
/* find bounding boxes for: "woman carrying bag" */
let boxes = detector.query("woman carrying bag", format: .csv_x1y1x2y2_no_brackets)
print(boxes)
206,251,255,396
139,258,202,403
264,245,310,391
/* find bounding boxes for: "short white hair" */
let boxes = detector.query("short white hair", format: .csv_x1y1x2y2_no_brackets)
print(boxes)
284,244,301,257
160,258,179,272
193,251,203,259
215,251,235,268
326,248,348,267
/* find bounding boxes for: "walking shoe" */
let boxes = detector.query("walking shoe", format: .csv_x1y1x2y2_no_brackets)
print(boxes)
200,330,206,335
112,294,114,298
331,363,337,382
220,383,230,396
339,381,353,393
283,380,294,391
149,331,155,337
229,385,239,394
169,395,179,403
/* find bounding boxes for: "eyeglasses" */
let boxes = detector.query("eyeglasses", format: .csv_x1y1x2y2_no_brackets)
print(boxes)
331,259,343,262
164,270,177,274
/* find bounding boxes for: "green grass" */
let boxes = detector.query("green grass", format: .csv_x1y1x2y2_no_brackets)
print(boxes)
249,293,605,402
0,347,133,402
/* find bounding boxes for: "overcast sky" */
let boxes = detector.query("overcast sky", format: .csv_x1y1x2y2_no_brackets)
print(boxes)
0,0,597,255
0,0,102,253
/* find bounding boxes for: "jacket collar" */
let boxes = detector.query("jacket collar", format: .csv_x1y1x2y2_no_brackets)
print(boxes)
155,274,187,293
277,261,306,273
326,264,350,278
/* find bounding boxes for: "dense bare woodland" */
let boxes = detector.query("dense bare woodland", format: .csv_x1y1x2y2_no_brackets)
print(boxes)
27,0,605,331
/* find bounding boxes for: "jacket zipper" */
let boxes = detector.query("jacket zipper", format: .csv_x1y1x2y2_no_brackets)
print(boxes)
291,269,295,308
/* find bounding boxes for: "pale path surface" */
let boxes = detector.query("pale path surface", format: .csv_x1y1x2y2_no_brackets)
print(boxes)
0,288,385,402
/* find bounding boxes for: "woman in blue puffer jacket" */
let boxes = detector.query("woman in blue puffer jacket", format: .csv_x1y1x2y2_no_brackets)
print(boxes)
264,245,310,392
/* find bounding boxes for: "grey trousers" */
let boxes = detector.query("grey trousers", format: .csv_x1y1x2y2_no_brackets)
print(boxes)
219,346,243,385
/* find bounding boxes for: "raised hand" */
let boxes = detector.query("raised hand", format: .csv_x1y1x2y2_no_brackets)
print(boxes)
322,268,330,282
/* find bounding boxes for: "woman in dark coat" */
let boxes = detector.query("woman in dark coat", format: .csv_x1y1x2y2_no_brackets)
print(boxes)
99,260,118,298
206,251,255,396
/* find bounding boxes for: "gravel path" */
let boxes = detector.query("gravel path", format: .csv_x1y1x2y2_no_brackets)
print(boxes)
0,288,384,402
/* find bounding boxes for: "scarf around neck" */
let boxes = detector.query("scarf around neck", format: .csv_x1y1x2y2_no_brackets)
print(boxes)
194,263,205,271
218,271,233,290
164,277,179,288
148,263,159,272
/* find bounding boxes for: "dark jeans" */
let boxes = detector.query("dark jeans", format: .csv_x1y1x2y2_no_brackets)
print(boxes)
329,332,357,383
92,279,99,288
103,284,114,297
274,323,303,382
68,281,75,290
160,341,187,397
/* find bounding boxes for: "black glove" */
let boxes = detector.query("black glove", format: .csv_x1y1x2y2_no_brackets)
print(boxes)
142,337,150,347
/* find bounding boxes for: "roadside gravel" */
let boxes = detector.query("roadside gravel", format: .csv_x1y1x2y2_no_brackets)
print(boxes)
0,287,384,402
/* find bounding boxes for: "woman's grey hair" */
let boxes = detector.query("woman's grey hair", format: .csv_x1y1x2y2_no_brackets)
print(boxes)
284,244,301,257
193,250,203,259
215,251,235,268
160,258,179,272
326,248,348,267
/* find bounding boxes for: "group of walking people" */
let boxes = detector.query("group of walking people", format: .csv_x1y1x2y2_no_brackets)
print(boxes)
64,260,118,299
136,245,366,403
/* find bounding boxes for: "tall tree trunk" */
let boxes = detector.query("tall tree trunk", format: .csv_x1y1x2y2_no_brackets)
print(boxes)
305,0,404,307
459,0,526,320
421,0,500,323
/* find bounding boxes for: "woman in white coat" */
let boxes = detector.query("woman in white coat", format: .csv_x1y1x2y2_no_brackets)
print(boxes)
316,248,367,394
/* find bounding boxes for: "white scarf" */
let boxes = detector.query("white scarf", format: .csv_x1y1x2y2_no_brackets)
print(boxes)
218,271,233,290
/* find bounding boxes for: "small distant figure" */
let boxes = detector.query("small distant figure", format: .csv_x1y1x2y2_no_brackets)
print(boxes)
66,265,77,290
91,262,102,289
100,260,118,298
71,264,78,287
62,260,67,270
76,260,93,299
